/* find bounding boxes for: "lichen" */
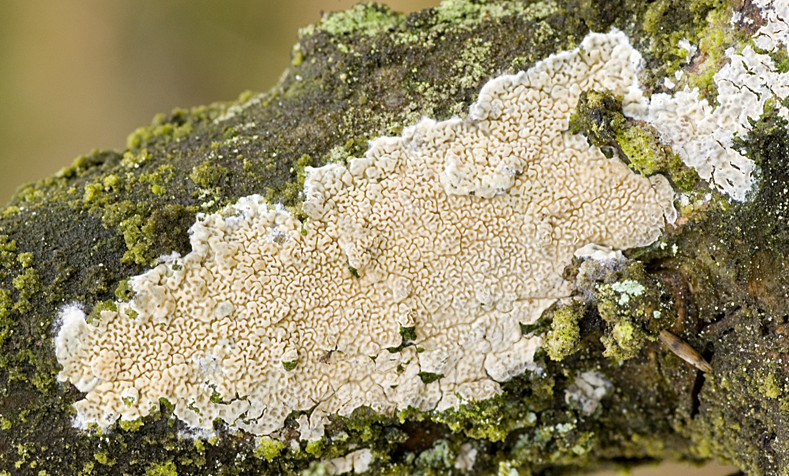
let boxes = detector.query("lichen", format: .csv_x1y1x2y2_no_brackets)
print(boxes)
545,303,583,361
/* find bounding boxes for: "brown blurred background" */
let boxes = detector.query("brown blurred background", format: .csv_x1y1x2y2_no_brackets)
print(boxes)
0,1,737,474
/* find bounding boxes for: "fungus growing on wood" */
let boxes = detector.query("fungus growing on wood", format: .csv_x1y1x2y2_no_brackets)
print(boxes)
55,30,675,438
638,0,789,201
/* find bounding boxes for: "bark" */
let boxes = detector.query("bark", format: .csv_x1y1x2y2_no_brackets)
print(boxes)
0,0,785,474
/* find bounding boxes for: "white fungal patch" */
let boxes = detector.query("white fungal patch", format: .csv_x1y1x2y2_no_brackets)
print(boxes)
55,30,675,438
565,370,612,416
323,448,374,475
454,443,479,472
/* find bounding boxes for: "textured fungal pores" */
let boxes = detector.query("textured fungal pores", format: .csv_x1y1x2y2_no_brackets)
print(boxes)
55,30,675,439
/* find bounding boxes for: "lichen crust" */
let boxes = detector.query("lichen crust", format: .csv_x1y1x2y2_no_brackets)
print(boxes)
54,30,675,439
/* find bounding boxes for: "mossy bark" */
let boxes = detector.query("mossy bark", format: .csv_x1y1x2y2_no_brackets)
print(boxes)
0,0,785,474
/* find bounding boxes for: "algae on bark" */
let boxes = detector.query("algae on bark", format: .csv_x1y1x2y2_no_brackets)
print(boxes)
1,0,787,475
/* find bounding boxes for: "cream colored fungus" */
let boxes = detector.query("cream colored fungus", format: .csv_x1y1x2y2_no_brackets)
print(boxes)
56,30,675,438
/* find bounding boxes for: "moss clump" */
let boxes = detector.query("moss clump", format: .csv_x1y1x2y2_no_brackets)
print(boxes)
120,149,151,169
189,161,228,189
11,267,42,315
597,286,648,361
16,252,33,269
429,380,549,443
254,438,286,462
569,90,700,192
86,300,117,324
93,452,115,467
114,279,134,301
144,461,178,476
126,111,193,150
118,417,144,432
545,302,584,361
305,439,325,457
418,372,443,384
282,359,299,371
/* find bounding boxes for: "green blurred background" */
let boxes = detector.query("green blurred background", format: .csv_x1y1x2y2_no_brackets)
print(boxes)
0,1,738,474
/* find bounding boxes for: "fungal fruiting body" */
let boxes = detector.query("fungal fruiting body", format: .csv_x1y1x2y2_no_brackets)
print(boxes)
55,30,677,438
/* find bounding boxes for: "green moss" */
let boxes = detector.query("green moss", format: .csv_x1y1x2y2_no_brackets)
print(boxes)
114,279,134,301
144,461,177,476
254,438,286,462
140,165,176,193
120,149,151,169
305,439,325,457
568,90,625,147
11,268,42,315
545,303,583,361
283,359,299,371
93,452,115,466
418,372,443,384
570,90,700,192
434,395,538,442
0,235,17,268
16,252,33,269
118,418,144,432
127,113,193,150
189,161,228,188
756,369,782,399
86,300,117,324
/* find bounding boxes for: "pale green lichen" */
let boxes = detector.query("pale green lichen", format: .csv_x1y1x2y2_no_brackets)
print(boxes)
595,271,664,362
315,2,404,37
416,439,453,469
610,280,645,306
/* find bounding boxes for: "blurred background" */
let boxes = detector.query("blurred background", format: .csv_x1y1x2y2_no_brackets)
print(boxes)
0,1,737,474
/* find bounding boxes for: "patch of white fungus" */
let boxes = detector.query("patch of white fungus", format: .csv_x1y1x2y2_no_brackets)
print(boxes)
55,30,675,437
565,370,612,416
635,0,789,201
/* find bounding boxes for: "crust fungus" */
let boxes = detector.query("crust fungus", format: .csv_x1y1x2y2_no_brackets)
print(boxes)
638,0,789,201
55,30,676,438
